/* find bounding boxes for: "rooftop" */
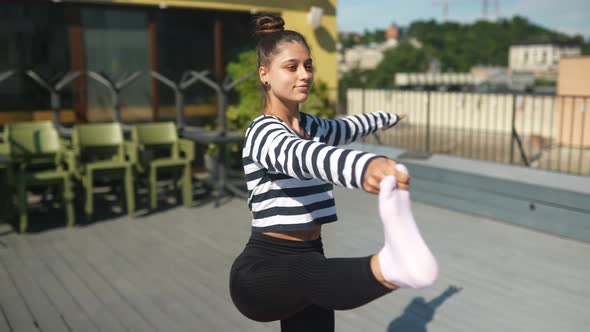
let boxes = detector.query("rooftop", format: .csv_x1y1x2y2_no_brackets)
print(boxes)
1,156,589,331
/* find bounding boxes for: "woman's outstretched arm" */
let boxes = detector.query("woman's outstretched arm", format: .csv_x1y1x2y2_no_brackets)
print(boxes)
243,116,409,192
302,111,405,146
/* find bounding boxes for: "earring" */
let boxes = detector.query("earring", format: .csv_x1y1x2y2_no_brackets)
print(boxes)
264,81,269,85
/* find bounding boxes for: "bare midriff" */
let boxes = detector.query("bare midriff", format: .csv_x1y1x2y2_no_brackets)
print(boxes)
263,225,322,241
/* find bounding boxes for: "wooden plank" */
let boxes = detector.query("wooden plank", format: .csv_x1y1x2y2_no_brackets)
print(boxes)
18,233,128,332
90,223,224,332
1,173,589,332
0,250,38,332
0,303,12,332
59,224,193,332
89,210,273,331
332,186,590,331
0,242,70,332
42,230,156,332
9,235,99,332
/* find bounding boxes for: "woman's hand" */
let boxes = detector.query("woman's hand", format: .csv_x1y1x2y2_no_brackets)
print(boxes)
363,157,410,194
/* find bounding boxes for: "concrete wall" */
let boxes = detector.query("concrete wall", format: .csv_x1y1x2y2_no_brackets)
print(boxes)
350,142,590,243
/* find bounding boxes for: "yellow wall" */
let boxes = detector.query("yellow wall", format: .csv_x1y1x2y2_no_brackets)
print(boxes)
282,10,338,101
107,0,339,101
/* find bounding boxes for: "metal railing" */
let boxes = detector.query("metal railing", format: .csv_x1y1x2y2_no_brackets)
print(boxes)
347,89,590,176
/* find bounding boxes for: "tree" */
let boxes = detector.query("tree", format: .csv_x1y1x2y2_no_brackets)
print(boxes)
404,16,584,71
338,68,373,105
225,49,335,130
367,42,429,88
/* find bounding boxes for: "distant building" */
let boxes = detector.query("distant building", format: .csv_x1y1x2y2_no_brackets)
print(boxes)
338,31,361,43
385,25,399,41
471,66,535,92
395,72,482,88
557,56,590,96
555,56,590,148
338,25,401,76
338,40,399,75
394,67,535,92
509,41,581,74
339,45,386,73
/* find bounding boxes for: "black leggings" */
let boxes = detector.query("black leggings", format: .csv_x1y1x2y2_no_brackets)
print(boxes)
229,232,392,332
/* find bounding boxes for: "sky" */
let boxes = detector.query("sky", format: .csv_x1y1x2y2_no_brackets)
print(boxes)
337,0,590,38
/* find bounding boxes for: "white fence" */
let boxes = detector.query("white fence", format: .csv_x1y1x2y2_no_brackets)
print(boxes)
347,89,590,175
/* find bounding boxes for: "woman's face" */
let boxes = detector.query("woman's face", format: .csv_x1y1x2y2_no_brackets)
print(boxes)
260,41,314,107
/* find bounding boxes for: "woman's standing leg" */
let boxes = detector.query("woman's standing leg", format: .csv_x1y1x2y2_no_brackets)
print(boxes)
280,305,334,332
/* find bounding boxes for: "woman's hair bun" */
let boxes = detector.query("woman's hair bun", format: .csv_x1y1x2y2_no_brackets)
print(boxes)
255,14,285,37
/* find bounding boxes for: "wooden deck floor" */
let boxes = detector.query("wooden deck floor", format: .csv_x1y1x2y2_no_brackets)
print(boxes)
0,186,589,332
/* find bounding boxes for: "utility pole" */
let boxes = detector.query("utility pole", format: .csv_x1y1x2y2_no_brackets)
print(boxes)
433,0,449,22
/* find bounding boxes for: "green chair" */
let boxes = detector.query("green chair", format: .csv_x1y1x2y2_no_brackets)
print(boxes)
5,123,75,232
131,122,194,209
3,120,71,148
72,123,136,219
2,122,58,225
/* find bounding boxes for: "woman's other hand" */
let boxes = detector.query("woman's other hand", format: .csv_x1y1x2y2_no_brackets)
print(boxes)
363,157,410,194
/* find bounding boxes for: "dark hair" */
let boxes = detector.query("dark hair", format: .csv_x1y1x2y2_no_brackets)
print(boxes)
254,14,311,68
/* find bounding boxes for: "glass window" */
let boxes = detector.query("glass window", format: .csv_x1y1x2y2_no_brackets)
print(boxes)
156,8,216,123
82,8,151,122
0,2,70,112
155,8,255,124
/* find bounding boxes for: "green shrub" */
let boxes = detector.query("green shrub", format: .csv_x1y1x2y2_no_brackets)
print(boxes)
225,49,336,136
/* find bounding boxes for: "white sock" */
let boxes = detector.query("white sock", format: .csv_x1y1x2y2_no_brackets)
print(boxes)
377,164,438,289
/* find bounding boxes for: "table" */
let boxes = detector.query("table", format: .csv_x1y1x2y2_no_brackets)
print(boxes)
0,155,14,222
180,128,247,205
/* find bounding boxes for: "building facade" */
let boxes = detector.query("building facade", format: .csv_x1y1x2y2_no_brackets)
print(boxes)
556,56,590,148
0,0,338,124
509,42,581,73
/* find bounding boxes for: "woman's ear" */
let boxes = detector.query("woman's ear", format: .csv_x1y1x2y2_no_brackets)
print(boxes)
259,66,269,85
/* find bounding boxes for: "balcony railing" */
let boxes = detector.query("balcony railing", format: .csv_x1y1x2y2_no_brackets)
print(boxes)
347,89,590,176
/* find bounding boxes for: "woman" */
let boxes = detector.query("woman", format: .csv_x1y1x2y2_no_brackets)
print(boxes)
229,14,438,332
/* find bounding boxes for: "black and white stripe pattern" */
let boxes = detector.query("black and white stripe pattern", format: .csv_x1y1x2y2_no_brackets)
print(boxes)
243,111,399,231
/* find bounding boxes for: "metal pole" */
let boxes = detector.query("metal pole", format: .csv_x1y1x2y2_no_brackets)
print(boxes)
50,93,61,127
426,91,431,153
26,70,80,136
175,90,184,129
510,94,516,164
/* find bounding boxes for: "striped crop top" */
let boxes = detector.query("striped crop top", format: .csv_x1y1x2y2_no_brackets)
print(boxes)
242,111,400,232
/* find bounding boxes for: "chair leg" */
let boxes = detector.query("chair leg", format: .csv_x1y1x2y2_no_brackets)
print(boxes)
84,173,93,219
149,167,157,210
16,178,28,233
63,177,75,227
182,164,192,208
125,167,135,216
